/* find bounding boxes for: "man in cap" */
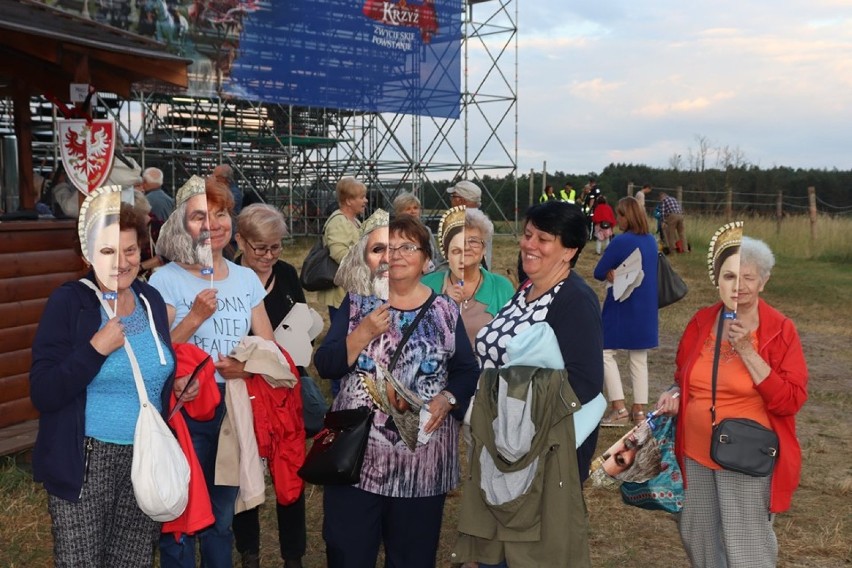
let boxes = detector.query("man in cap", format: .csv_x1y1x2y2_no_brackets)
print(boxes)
447,180,482,209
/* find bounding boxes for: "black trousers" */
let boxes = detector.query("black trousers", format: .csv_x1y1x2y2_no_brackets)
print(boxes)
232,492,307,560
322,484,447,568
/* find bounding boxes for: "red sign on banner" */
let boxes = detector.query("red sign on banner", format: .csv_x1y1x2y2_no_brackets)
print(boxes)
58,119,117,194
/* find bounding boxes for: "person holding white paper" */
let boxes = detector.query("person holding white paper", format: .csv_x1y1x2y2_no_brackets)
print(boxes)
594,196,659,427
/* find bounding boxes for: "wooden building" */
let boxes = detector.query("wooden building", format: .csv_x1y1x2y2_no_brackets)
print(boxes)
0,0,189,455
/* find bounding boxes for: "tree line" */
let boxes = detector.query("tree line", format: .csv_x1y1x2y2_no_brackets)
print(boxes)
419,163,852,220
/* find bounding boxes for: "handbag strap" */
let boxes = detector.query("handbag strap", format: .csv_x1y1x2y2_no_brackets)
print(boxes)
78,279,152,407
710,308,726,427
388,291,437,372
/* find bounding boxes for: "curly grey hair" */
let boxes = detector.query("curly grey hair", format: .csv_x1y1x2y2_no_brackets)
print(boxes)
740,236,775,281
465,207,493,243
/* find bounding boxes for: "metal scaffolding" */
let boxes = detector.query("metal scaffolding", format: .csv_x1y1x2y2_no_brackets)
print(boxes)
2,0,518,235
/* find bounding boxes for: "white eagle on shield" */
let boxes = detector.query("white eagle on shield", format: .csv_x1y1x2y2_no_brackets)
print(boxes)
58,119,116,194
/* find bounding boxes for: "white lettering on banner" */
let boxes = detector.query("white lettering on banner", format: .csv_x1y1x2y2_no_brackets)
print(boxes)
382,1,419,26
371,24,415,51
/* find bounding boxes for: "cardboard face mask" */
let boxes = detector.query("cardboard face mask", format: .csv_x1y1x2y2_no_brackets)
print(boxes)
78,185,125,297
708,222,744,316
438,205,466,287
333,209,390,300
365,226,390,301
155,176,213,272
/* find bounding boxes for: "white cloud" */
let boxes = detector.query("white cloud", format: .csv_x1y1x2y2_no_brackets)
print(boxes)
502,0,852,172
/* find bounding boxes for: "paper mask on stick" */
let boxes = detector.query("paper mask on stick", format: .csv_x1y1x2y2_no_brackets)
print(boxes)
438,205,466,289
708,221,744,314
334,209,390,300
78,185,124,304
156,176,214,276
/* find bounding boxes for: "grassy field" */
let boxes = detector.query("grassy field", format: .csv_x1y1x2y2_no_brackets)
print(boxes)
1,216,850,567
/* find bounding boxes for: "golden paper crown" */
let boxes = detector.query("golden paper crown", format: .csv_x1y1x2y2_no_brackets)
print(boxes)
77,185,123,264
175,175,207,206
707,221,744,287
360,208,389,237
437,205,466,255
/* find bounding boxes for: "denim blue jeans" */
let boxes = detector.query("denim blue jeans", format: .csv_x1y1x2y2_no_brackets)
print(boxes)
160,384,238,568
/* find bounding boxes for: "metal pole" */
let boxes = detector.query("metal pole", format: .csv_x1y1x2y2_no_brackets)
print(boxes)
808,186,817,244
528,168,534,208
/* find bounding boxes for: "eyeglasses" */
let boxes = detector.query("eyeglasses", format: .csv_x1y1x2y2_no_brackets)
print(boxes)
464,237,485,250
246,242,282,257
387,243,422,258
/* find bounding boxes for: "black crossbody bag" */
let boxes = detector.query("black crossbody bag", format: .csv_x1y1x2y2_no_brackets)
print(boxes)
297,293,436,485
709,312,779,477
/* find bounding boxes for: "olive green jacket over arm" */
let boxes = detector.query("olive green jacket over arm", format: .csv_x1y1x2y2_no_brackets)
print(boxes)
453,366,591,567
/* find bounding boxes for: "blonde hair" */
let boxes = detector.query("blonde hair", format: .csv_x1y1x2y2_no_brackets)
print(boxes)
392,192,421,215
133,190,152,217
337,176,366,205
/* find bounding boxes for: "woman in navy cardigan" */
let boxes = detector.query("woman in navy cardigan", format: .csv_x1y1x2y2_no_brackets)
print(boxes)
30,197,176,567
594,196,659,427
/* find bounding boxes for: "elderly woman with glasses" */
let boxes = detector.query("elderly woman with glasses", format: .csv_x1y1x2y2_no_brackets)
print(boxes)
422,207,514,348
315,215,479,568
233,203,308,568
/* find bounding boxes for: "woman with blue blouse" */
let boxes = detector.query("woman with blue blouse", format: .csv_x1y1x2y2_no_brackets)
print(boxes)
30,194,176,567
594,196,659,427
315,215,479,568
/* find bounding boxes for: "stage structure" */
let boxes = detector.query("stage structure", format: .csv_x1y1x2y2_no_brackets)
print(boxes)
3,0,518,235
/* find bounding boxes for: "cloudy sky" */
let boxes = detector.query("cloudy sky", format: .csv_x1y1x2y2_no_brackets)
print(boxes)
509,1,852,174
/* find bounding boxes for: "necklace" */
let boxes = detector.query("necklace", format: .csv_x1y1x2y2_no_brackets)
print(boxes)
461,271,483,309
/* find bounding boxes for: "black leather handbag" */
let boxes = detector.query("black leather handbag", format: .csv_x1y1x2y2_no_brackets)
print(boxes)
299,238,338,292
708,314,779,477
657,252,688,308
711,418,778,477
297,406,374,485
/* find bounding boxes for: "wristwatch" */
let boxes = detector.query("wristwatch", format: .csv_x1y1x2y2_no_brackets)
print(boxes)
439,390,457,407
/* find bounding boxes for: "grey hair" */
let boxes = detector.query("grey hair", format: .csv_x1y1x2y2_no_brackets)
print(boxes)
392,192,421,215
740,236,775,280
465,207,493,245
334,234,372,296
237,203,288,241
613,436,663,483
142,167,163,186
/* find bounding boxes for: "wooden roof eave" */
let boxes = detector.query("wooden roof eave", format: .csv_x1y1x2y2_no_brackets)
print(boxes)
0,30,189,96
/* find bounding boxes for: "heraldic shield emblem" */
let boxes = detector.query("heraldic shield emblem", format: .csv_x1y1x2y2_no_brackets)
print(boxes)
58,119,117,194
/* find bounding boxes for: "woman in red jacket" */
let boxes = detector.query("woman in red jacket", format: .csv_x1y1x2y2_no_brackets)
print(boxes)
592,195,616,255
656,233,808,568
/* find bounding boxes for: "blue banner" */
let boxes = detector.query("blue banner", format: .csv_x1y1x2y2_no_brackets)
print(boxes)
39,0,461,118
225,0,462,118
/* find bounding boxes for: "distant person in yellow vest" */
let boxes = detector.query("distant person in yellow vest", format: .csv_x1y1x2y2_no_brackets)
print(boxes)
562,183,577,203
539,185,558,203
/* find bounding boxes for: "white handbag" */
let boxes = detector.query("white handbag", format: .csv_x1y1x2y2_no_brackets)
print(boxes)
126,339,190,521
81,280,190,522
